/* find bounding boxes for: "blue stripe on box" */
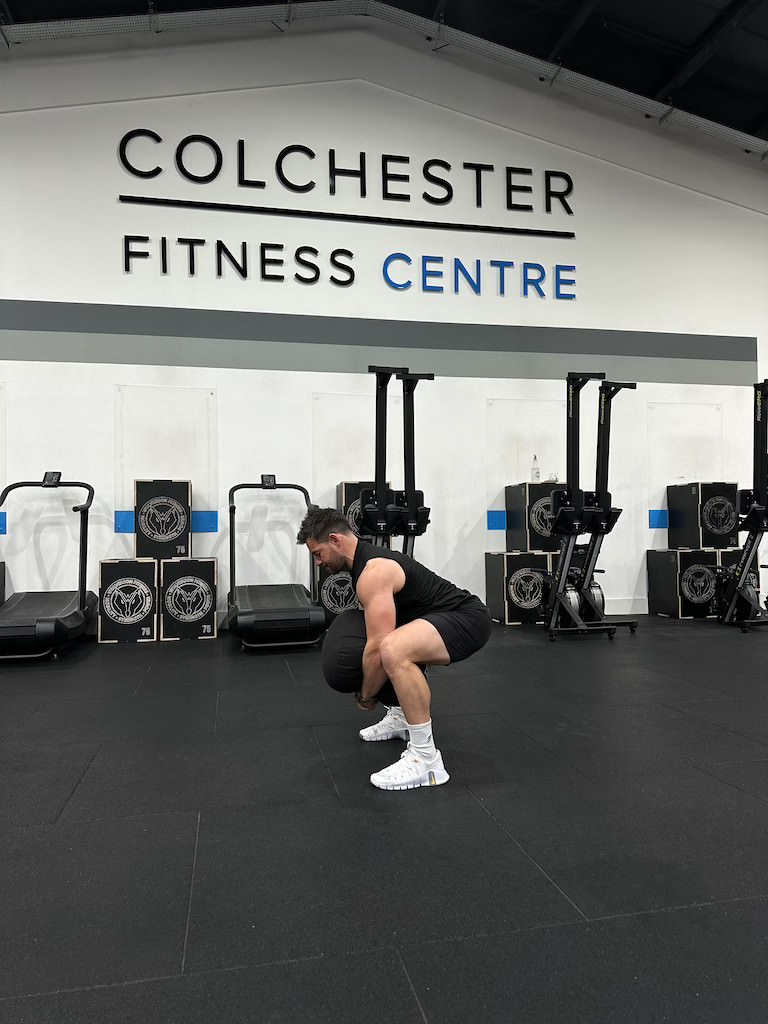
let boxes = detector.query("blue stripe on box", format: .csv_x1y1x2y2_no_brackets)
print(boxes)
114,510,219,533
192,511,218,533
649,509,668,529
0,512,5,535
487,510,507,530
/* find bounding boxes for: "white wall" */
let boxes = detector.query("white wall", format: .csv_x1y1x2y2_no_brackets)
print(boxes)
1,21,767,613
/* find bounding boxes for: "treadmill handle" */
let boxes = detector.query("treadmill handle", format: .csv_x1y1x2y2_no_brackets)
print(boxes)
0,479,95,511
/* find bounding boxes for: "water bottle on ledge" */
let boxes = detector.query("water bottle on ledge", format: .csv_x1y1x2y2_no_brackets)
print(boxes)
531,454,540,483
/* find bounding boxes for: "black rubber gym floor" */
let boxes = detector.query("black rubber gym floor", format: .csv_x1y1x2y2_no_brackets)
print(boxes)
2,616,768,1022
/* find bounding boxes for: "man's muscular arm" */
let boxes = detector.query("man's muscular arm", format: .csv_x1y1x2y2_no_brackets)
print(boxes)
356,560,402,704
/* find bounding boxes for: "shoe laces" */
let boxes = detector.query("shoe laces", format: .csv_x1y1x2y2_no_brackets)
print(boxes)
398,747,427,770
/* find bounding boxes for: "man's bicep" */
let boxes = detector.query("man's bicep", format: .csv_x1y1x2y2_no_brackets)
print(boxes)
360,589,397,639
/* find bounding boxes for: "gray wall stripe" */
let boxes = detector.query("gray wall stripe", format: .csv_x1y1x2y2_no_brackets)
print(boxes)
0,300,757,385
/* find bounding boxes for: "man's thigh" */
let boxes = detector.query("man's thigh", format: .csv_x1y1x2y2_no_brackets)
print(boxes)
388,618,451,665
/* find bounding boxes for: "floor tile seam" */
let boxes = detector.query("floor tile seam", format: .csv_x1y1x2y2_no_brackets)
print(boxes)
503,724,587,776
694,755,768,768
0,806,201,833
395,915,601,957
651,667,768,700
5,700,51,737
465,786,589,922
180,811,202,974
0,947,400,1003
52,744,103,825
55,784,343,825
667,696,752,705
310,727,342,799
659,701,768,749
394,948,430,1024
693,763,768,806
130,665,153,697
584,891,768,926
283,658,299,688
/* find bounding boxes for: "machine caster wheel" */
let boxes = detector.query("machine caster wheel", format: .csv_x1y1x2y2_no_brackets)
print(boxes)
608,629,616,639
630,624,638,634
742,626,750,634
549,634,557,642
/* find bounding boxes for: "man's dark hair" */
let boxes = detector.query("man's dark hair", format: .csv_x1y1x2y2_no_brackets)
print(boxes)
297,506,354,545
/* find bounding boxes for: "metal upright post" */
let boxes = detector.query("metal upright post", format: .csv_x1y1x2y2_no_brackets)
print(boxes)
397,370,434,555
362,365,408,544
719,379,768,628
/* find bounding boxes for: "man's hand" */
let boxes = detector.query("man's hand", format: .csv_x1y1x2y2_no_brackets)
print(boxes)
355,693,379,711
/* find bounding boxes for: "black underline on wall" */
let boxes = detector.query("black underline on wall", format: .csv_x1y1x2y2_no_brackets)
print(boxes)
118,194,576,239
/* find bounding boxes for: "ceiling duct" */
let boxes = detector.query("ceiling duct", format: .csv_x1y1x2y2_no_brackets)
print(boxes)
2,0,767,164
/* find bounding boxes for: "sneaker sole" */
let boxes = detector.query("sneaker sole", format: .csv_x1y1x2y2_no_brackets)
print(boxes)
370,767,450,790
359,730,409,742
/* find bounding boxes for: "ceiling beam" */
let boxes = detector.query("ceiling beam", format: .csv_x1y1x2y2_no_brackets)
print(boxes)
653,0,766,101
546,0,602,63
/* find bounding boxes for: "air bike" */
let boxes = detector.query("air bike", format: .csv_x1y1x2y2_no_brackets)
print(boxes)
545,372,639,640
359,364,434,555
226,476,326,648
716,378,768,632
0,472,98,658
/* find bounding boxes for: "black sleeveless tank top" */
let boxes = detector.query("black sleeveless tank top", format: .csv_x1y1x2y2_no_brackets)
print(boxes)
350,540,472,625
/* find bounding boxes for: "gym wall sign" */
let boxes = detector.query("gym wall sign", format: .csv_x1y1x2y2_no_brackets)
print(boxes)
118,129,577,301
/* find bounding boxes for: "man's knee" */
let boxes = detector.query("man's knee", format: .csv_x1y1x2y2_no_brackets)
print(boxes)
379,632,425,677
378,633,401,677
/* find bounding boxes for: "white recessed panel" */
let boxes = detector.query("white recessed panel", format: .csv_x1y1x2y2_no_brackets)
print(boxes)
0,383,7,491
114,385,218,510
485,398,566,509
311,392,403,508
646,401,724,510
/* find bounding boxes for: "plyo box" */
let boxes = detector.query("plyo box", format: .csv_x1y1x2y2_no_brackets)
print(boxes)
485,551,551,625
646,549,719,618
160,558,217,641
135,479,192,559
504,483,560,553
315,565,360,625
98,558,158,643
667,482,739,550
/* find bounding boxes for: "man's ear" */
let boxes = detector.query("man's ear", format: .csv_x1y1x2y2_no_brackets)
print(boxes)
327,532,342,547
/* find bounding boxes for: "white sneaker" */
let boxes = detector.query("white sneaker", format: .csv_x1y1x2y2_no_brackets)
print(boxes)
359,707,409,743
370,748,450,790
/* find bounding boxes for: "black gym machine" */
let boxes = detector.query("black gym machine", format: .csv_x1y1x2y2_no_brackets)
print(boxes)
0,473,98,658
716,378,768,632
227,476,326,648
359,364,434,555
545,371,639,640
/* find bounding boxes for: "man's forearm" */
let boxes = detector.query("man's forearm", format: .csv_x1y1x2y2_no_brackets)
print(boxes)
361,642,389,699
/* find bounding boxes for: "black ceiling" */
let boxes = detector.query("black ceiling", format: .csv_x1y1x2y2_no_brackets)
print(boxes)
2,0,768,144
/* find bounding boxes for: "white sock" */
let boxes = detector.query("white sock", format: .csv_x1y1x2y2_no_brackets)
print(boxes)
407,719,436,762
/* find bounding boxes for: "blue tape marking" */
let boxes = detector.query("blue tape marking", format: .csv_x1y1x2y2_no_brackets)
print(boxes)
114,511,219,533
115,510,135,533
649,509,668,529
0,512,5,535
487,510,507,530
192,511,218,533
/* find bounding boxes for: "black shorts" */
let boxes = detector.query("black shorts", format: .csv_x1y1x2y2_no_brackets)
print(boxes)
421,597,492,664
